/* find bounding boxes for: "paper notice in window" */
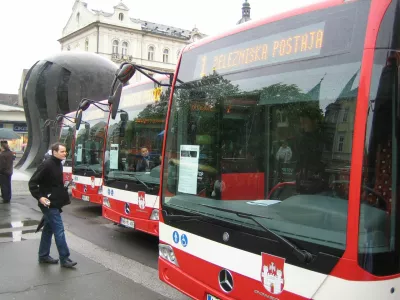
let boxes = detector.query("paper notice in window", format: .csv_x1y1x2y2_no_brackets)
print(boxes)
110,144,119,170
76,144,83,162
178,145,200,194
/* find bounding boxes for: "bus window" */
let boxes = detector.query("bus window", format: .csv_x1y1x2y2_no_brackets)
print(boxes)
358,52,400,276
104,83,168,196
166,60,360,204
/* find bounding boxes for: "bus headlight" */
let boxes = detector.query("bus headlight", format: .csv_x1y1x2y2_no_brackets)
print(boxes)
103,197,111,208
159,244,178,266
150,209,159,220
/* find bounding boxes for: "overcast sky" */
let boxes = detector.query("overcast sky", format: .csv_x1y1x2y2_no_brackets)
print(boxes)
0,0,325,94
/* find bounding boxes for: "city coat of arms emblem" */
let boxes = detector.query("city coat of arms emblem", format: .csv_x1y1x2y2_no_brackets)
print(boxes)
90,176,95,188
261,252,285,295
138,191,146,209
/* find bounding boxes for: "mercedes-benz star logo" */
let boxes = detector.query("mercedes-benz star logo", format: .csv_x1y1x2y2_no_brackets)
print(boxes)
125,202,130,214
218,269,233,293
83,185,87,193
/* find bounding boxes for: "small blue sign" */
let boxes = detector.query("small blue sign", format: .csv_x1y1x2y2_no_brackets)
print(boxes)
13,123,28,132
107,189,111,196
173,231,180,244
181,234,188,247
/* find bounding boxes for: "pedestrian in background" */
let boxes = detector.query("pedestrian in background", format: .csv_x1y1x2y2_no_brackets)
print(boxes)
0,141,14,203
43,149,52,161
28,142,77,268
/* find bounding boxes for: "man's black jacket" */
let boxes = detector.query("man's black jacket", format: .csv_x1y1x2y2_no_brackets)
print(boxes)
28,155,70,209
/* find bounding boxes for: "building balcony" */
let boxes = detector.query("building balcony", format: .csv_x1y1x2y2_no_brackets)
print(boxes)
111,53,133,63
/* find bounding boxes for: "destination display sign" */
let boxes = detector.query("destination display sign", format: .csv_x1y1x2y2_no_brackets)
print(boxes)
194,22,325,79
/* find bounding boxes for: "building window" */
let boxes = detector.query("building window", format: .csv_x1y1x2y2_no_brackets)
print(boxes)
122,42,128,56
85,40,89,51
342,108,349,122
112,40,119,54
119,13,124,21
163,49,169,63
148,46,154,61
337,135,345,152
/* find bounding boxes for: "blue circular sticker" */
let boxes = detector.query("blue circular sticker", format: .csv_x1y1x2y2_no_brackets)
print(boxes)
181,234,188,247
172,231,180,244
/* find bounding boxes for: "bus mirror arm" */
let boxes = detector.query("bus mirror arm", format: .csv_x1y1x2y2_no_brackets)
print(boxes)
108,62,178,119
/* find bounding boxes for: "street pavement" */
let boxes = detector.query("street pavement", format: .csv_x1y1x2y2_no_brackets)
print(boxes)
0,169,189,300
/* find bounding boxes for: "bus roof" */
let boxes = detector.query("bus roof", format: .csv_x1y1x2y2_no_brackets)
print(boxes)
183,0,348,53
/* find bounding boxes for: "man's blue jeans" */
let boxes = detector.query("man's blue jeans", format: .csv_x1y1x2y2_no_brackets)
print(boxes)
39,207,70,263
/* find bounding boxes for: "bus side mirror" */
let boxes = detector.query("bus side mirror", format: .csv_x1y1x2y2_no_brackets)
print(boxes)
117,64,136,84
79,99,91,111
75,109,83,130
110,84,123,120
119,124,126,137
109,64,136,120
120,111,128,121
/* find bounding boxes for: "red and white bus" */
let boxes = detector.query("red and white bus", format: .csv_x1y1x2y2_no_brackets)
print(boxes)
155,0,400,299
71,100,109,204
102,75,170,236
58,111,76,186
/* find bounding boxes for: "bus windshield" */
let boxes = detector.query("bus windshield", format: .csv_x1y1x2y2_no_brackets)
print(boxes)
162,0,379,253
104,82,169,195
73,108,108,177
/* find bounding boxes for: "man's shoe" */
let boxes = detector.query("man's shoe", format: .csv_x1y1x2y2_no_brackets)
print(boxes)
61,258,77,268
39,256,59,264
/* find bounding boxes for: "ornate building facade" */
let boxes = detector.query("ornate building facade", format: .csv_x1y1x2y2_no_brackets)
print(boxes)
59,1,206,81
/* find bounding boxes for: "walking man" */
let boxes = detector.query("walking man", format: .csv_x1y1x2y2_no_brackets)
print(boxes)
0,141,14,203
28,142,77,268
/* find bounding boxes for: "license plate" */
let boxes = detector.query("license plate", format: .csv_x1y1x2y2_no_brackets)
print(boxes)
120,217,135,228
82,195,90,201
206,295,220,300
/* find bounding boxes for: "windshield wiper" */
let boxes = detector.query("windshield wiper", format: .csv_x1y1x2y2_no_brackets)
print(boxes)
105,174,154,191
127,174,154,191
162,210,210,223
104,177,117,184
197,203,314,264
77,164,99,174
